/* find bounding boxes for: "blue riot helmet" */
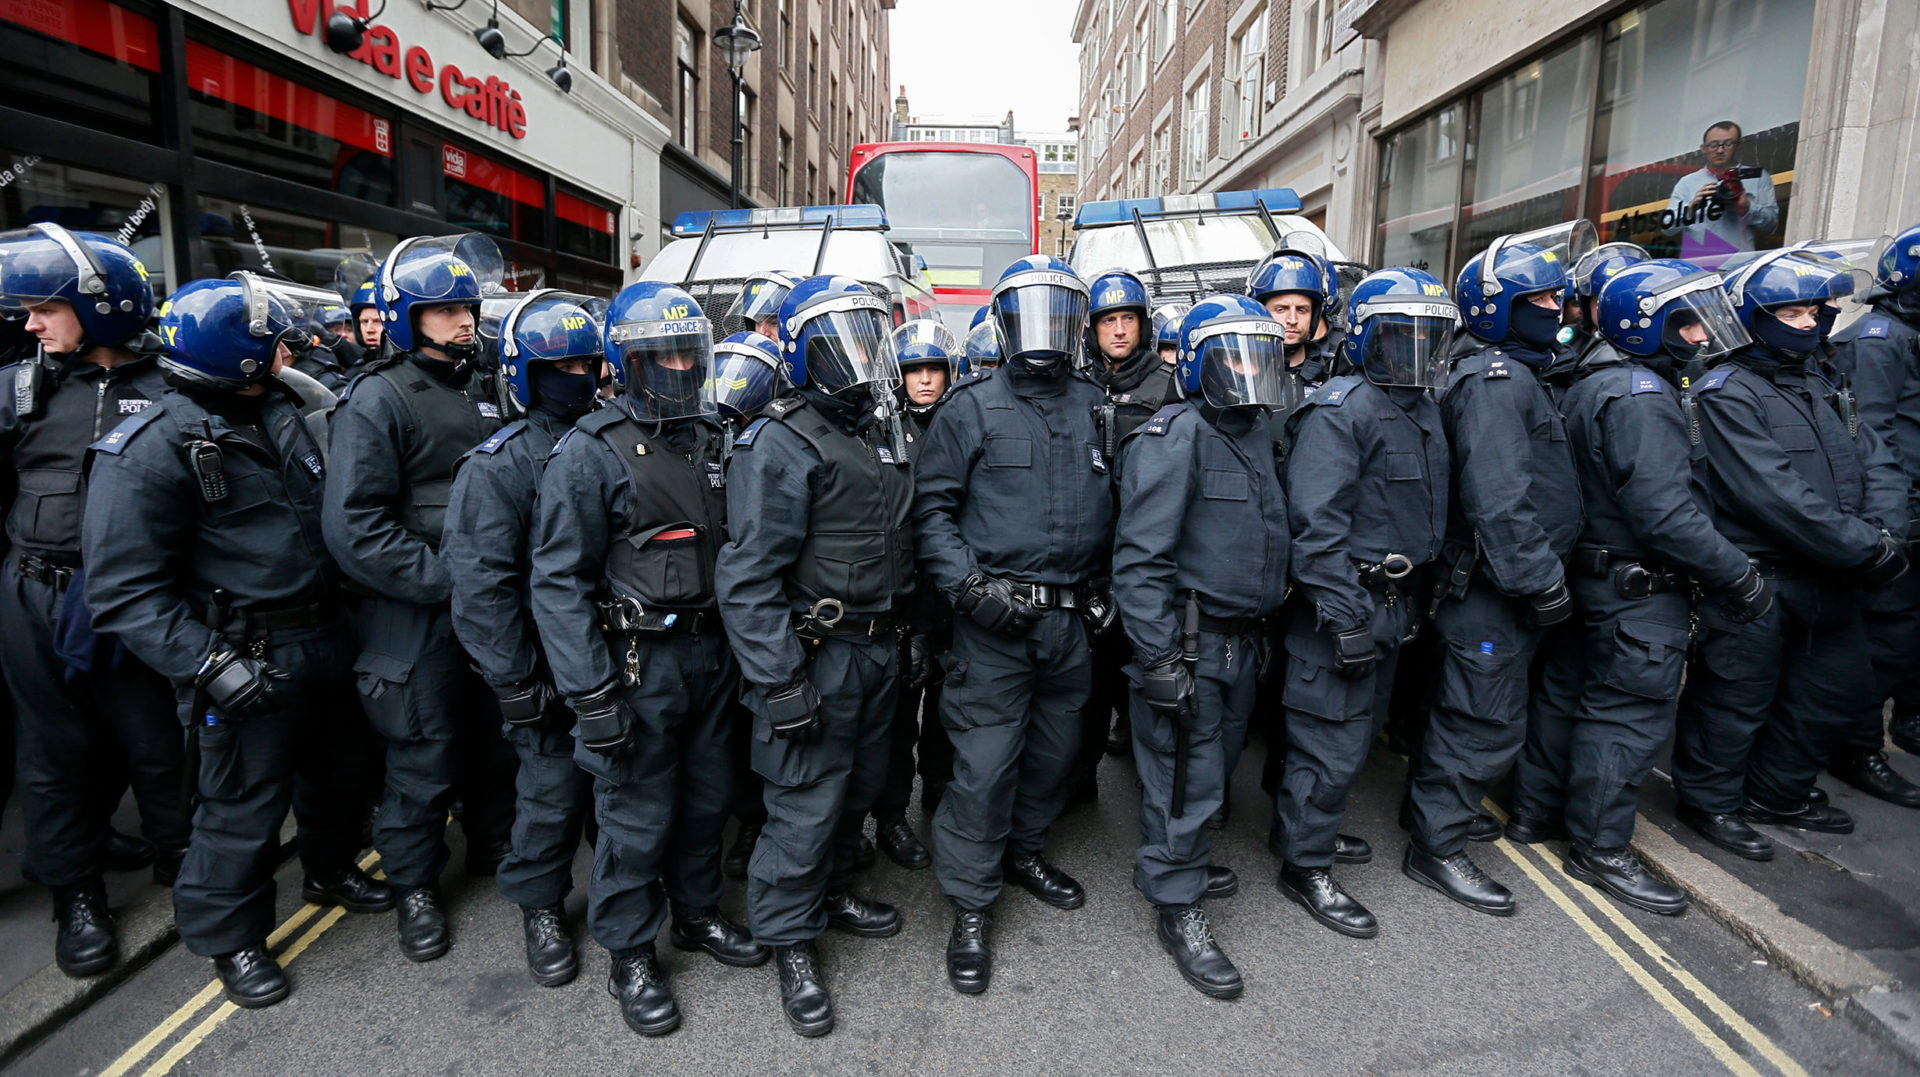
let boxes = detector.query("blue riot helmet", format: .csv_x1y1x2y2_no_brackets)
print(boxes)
1177,295,1300,414
154,273,302,391
991,254,1089,374
1722,248,1864,359
1247,250,1333,352
1570,242,1650,302
498,289,607,413
1786,235,1891,335
376,232,504,355
1457,218,1596,345
969,305,991,330
330,251,379,304
723,270,799,336
1341,268,1459,389
604,281,715,420
710,331,786,420
349,278,379,315
892,319,962,382
1083,268,1152,364
964,319,1002,369
1596,259,1749,364
0,223,153,351
1873,224,1920,314
315,302,353,335
777,274,900,396
1152,303,1190,356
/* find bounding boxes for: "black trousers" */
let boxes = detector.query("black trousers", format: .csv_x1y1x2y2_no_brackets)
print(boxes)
1851,568,1920,750
496,719,592,911
874,668,952,819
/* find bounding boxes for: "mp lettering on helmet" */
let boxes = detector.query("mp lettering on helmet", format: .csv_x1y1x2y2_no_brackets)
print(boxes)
446,262,470,277
663,304,691,319
1539,252,1558,263
561,315,588,331
1422,283,1447,297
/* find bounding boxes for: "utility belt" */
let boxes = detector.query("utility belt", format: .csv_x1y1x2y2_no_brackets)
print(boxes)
1353,554,1416,592
1008,581,1082,611
207,590,338,656
793,597,901,641
596,595,720,636
1195,611,1268,635
1571,548,1685,600
1747,558,1805,581
15,551,76,592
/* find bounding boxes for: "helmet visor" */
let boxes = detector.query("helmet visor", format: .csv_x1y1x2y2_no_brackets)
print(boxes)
1192,321,1298,411
503,291,607,358
993,271,1089,360
709,345,782,419
331,252,380,302
1571,242,1650,297
1356,301,1457,388
890,319,960,369
964,321,1002,365
1476,219,1598,299
228,272,311,349
0,225,103,313
1273,230,1331,262
724,275,794,334
803,298,899,394
608,315,716,419
387,233,506,302
1642,274,1750,360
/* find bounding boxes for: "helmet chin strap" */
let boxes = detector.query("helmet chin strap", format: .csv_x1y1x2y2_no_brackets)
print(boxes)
420,336,479,365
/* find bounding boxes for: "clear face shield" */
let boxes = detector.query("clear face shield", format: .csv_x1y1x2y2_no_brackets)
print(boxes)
1354,299,1459,388
331,251,380,303
1190,319,1300,413
1571,242,1650,298
709,341,783,419
1725,249,1872,322
992,270,1090,363
1788,237,1889,313
222,272,304,376
799,293,900,396
724,275,794,335
0,224,108,314
890,319,960,369
1641,272,1751,360
607,314,717,420
964,321,1002,367
1475,219,1598,300
1272,229,1331,263
386,232,507,300
235,273,352,356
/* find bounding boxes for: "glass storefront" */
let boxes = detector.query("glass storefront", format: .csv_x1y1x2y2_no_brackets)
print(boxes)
1375,0,1815,277
0,153,176,294
0,0,161,144
194,195,397,291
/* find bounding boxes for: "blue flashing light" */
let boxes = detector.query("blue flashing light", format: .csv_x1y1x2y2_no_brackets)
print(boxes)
671,203,889,238
1072,187,1303,229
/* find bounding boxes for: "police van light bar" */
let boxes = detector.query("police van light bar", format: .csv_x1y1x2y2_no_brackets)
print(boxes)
1073,188,1303,229
671,204,889,238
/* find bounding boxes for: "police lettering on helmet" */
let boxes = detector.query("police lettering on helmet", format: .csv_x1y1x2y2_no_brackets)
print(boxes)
1176,295,1301,413
604,281,717,421
989,255,1089,375
1341,267,1459,389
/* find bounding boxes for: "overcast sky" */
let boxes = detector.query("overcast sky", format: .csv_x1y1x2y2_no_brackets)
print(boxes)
886,0,1081,136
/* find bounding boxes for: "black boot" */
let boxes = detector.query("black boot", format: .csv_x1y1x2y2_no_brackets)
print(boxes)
1204,865,1238,899
945,908,992,994
52,886,117,976
1003,851,1084,910
1156,905,1243,999
823,891,901,938
875,815,931,870
1402,845,1515,916
724,821,761,879
1467,812,1502,842
1504,809,1567,844
1277,864,1377,939
670,909,768,967
1828,750,1920,809
151,844,188,888
608,944,679,1036
395,886,450,962
775,941,833,1037
213,944,289,1008
105,831,156,873
1739,798,1855,834
1565,845,1687,916
1676,804,1775,860
1891,712,1920,756
302,866,396,913
1206,794,1231,832
521,905,577,986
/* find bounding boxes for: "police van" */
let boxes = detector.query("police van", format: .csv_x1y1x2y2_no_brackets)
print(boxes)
642,204,937,338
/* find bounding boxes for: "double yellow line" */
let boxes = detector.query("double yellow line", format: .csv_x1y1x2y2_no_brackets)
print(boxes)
99,852,381,1077
1484,804,1807,1077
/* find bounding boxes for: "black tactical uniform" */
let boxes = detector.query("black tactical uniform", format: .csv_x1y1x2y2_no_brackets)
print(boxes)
323,352,513,946
913,365,1114,913
0,350,187,959
1676,345,1907,820
83,385,376,976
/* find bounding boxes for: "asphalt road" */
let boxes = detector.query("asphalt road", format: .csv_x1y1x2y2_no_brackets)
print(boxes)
15,743,1917,1077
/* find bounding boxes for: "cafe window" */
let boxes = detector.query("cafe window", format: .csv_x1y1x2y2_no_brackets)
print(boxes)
556,186,617,264
0,153,176,295
1375,104,1464,275
0,0,161,144
193,195,396,292
440,141,547,246
1455,36,1597,265
186,40,395,205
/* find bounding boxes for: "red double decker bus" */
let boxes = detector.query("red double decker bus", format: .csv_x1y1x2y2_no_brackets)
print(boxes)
847,141,1040,333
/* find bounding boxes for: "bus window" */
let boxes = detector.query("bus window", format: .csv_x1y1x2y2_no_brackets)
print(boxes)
851,151,1034,288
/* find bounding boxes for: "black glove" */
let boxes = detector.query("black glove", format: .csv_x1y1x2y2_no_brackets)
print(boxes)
1717,564,1774,625
1858,531,1910,590
955,574,1037,638
905,634,935,691
1137,656,1196,724
1527,578,1573,627
196,647,291,720
1330,627,1376,680
763,679,822,743
494,679,556,729
570,684,634,756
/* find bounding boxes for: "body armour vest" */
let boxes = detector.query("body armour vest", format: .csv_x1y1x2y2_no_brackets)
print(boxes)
770,398,914,616
591,412,729,609
370,356,501,548
9,357,164,558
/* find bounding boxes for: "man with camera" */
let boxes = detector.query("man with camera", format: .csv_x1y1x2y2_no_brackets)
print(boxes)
1664,121,1779,259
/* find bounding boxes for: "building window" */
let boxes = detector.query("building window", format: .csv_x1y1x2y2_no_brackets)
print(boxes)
829,75,839,142
1153,0,1174,62
1226,8,1266,148
1057,193,1077,218
1131,12,1149,98
1184,80,1208,186
807,162,817,205
1128,151,1146,198
676,16,700,151
1454,38,1595,264
809,35,819,108
778,129,792,200
1152,122,1171,193
780,0,793,68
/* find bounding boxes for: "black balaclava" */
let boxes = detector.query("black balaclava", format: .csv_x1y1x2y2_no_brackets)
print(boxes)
530,362,598,418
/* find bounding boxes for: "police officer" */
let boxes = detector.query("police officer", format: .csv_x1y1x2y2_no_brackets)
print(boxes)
0,224,188,976
1512,260,1770,913
1248,236,1342,391
1275,268,1452,939
711,330,790,881
913,255,1112,994
1077,269,1177,809
349,278,384,362
1675,250,1909,857
82,274,390,1005
444,291,607,988
1828,223,1920,806
1151,303,1188,366
723,271,800,338
870,319,964,870
323,233,514,962
715,275,913,1037
312,302,364,378
1400,233,1586,916
1113,295,1295,998
530,283,762,1036
965,314,1003,371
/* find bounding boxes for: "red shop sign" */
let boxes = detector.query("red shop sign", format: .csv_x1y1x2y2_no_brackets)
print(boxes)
287,0,528,139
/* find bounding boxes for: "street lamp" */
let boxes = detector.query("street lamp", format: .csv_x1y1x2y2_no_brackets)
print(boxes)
713,1,761,209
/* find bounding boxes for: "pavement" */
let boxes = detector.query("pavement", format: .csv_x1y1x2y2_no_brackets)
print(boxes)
7,737,1919,1077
